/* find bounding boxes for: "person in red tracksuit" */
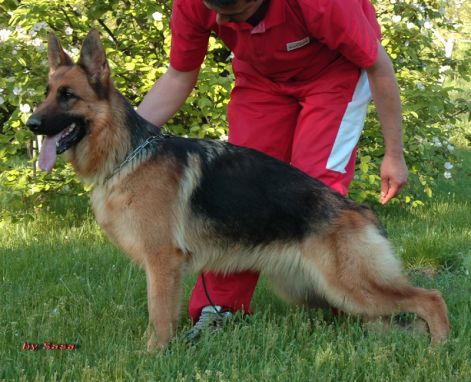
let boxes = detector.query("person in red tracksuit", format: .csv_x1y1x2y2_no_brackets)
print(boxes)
138,0,408,339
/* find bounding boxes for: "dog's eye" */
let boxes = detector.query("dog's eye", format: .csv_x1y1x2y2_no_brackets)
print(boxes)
58,87,76,102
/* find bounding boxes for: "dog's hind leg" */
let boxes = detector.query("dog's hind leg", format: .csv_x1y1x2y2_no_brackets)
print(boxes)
144,246,185,350
301,210,450,344
390,287,449,343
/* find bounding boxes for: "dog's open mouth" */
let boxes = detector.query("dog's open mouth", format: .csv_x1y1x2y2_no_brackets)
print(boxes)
39,122,86,171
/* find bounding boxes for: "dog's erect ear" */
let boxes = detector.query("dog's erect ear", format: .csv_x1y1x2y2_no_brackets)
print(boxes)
78,30,110,95
48,32,73,73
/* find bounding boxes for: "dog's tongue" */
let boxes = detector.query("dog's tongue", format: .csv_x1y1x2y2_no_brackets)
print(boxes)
38,134,60,172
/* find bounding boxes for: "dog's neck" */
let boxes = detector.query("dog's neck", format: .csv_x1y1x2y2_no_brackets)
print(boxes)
103,133,165,185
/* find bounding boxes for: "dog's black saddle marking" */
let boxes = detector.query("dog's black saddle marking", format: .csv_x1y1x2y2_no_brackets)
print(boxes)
154,135,349,247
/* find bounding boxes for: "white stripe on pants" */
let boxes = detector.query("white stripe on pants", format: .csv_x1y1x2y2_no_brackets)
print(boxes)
326,70,371,174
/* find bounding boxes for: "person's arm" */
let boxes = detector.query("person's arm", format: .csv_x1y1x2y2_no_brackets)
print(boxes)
137,65,200,126
366,42,408,204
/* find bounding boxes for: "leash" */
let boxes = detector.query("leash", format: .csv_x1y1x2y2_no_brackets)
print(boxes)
201,273,227,318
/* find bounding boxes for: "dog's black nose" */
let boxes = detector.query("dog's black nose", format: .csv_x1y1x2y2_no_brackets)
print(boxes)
27,115,43,132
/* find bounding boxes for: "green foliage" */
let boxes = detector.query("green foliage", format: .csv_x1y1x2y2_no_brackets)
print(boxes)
0,0,232,220
351,0,471,202
0,0,470,219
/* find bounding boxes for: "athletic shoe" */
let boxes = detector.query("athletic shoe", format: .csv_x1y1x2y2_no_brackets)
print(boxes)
183,305,233,342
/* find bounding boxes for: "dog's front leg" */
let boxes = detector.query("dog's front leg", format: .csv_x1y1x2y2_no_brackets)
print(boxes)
144,246,185,351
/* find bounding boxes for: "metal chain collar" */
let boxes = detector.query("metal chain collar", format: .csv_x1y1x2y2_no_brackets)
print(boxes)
103,134,162,184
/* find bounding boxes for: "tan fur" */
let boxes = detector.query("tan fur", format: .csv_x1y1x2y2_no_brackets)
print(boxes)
295,210,449,343
144,245,185,350
30,31,450,350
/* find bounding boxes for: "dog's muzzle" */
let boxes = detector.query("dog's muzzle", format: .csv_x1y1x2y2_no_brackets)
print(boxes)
26,112,88,171
26,114,44,134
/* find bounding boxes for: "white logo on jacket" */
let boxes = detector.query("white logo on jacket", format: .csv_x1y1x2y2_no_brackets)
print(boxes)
286,37,310,51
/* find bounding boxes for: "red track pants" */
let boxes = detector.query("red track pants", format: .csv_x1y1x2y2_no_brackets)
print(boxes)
188,69,371,321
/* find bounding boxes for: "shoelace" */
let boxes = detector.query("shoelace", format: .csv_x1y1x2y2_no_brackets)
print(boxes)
193,307,228,330
183,306,233,342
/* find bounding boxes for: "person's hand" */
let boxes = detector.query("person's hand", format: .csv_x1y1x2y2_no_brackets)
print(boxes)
379,153,408,204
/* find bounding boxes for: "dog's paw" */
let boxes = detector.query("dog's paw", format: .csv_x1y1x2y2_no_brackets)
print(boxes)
146,336,161,352
144,326,169,352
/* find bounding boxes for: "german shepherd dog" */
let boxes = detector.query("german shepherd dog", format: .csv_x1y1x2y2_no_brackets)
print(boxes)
28,31,449,350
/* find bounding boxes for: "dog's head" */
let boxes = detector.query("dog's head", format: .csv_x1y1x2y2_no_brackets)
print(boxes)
27,30,112,171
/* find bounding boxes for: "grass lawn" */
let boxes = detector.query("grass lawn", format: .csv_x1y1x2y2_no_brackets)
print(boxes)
1,149,470,381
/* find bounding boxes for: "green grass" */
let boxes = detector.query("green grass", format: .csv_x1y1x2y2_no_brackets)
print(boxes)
1,150,471,381
379,149,471,271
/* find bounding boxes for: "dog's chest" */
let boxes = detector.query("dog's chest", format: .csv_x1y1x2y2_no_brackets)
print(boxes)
91,188,114,230
91,187,145,263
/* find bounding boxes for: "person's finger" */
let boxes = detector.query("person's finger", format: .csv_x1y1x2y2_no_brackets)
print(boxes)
380,182,400,204
380,177,390,203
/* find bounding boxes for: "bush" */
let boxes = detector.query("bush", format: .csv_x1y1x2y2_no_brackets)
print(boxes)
351,0,471,202
0,0,469,220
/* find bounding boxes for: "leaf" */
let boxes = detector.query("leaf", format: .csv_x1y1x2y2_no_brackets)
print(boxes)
124,62,136,71
197,97,212,109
